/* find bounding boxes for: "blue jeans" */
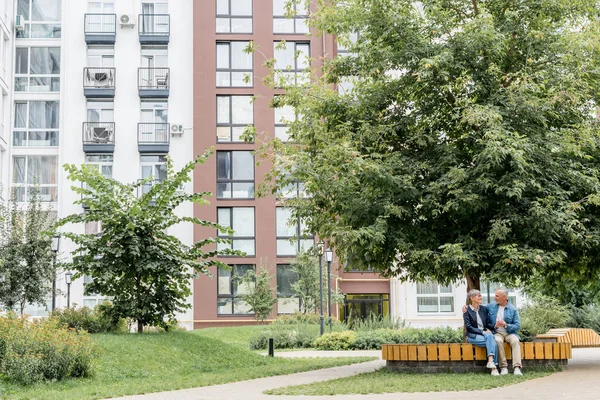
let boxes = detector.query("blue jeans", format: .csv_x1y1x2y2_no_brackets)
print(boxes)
468,333,498,365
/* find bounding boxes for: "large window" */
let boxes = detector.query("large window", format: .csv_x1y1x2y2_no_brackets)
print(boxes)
87,46,114,67
216,95,253,142
88,0,114,13
216,0,252,33
480,282,518,306
273,0,308,34
274,104,296,141
274,41,310,86
217,207,255,256
416,282,454,313
16,0,62,38
12,155,58,202
86,155,113,178
140,155,167,194
336,32,359,95
216,42,253,87
276,207,313,256
217,151,254,199
13,101,59,147
15,47,60,92
277,264,300,314
217,264,254,315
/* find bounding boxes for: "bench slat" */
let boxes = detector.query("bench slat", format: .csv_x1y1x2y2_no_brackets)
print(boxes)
408,345,417,361
461,344,474,361
438,344,449,361
417,345,427,361
524,343,535,359
449,344,461,360
534,342,544,359
400,344,408,360
544,342,553,359
427,344,438,361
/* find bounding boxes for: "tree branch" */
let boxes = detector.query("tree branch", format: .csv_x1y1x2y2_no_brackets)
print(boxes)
471,0,479,16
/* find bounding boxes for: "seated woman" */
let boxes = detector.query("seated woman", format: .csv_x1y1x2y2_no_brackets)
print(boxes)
463,289,499,375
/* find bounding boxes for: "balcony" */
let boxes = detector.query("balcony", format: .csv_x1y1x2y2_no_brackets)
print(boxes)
83,122,115,153
138,68,169,98
84,14,116,44
138,14,170,44
138,123,169,153
84,67,116,98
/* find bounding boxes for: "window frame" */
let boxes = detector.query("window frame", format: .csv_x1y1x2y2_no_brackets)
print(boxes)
217,207,256,256
276,263,300,314
14,46,61,92
415,282,455,314
216,95,254,143
12,155,59,202
273,41,310,87
13,100,59,147
216,41,253,88
216,0,253,34
272,0,309,34
217,264,255,315
16,0,62,39
276,207,314,257
216,150,255,199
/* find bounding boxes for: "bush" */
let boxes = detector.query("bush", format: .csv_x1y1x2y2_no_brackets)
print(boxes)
519,295,571,342
313,331,357,350
353,327,462,349
249,324,318,350
567,305,600,334
0,314,95,385
347,314,406,332
274,313,322,325
50,302,127,333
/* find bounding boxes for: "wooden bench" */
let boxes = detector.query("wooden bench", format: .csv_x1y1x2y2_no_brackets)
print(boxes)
536,328,600,348
382,343,572,373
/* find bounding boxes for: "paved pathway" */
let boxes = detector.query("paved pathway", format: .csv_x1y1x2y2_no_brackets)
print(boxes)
116,348,600,400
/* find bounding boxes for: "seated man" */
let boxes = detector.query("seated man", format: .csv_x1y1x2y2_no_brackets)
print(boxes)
463,289,499,375
487,288,522,376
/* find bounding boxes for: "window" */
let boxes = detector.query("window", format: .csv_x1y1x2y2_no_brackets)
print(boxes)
273,0,308,34
216,95,253,142
217,207,255,256
277,264,300,314
87,46,114,67
276,207,314,256
273,41,310,86
416,282,454,313
217,151,254,199
12,155,58,202
480,282,518,307
140,155,167,194
88,0,114,13
278,180,306,199
13,101,59,147
336,32,359,95
216,42,253,87
16,0,62,38
274,104,295,141
141,46,168,68
87,100,113,122
217,264,254,315
15,47,60,92
141,0,168,14
140,100,168,143
216,0,252,33
86,155,113,178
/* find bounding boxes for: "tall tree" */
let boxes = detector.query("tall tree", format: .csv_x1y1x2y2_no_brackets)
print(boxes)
262,0,600,291
238,265,277,321
57,152,236,332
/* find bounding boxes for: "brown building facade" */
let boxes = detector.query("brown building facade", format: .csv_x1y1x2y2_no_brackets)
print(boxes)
192,0,390,329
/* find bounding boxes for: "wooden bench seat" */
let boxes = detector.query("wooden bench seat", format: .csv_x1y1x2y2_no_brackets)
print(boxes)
535,328,600,348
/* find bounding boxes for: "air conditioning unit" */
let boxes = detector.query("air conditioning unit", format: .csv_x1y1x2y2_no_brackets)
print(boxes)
119,14,135,28
171,124,183,136
15,15,25,32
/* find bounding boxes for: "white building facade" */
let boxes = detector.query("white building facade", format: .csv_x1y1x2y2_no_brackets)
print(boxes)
0,0,14,191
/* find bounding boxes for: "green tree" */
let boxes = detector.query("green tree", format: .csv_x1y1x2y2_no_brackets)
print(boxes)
56,151,236,332
0,187,55,315
262,0,600,292
238,265,277,321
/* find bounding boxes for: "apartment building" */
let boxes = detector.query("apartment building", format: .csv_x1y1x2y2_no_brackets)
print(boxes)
0,0,13,191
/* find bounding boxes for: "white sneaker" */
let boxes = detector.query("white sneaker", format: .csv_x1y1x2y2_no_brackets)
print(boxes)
486,360,495,368
514,368,523,376
491,369,500,376
500,368,509,375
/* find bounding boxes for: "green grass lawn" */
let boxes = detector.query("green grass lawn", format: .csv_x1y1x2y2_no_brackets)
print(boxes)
264,368,558,396
0,331,375,400
191,324,267,348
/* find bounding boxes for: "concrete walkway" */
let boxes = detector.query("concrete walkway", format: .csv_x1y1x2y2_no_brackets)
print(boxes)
116,348,600,400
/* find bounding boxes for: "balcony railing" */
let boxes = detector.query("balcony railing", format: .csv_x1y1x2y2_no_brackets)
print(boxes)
83,122,115,153
83,67,116,98
138,14,170,44
84,14,116,44
138,123,170,153
138,67,169,98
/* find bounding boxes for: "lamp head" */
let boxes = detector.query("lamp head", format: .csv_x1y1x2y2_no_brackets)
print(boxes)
51,234,61,253
325,248,333,262
65,272,73,285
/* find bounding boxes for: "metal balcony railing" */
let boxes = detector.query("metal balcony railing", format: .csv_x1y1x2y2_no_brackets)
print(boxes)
137,123,170,153
84,14,116,43
83,122,115,153
138,67,169,90
138,14,170,43
84,67,116,89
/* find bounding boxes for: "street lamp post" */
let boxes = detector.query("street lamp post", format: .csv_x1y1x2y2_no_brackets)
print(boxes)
50,234,60,311
65,272,73,308
317,241,325,336
325,248,333,332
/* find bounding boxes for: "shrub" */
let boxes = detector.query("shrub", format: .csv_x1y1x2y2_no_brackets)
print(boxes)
347,314,406,332
519,295,571,342
274,313,322,325
313,331,357,350
249,324,318,350
353,327,462,349
567,305,600,334
50,302,127,333
0,314,95,385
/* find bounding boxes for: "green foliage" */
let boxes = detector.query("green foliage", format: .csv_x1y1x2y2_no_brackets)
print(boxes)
237,265,277,321
312,331,357,350
519,296,571,342
259,0,600,291
567,305,600,334
347,314,406,332
56,151,236,332
0,314,95,385
289,251,321,313
50,303,127,333
274,312,322,325
249,324,322,350
0,186,55,315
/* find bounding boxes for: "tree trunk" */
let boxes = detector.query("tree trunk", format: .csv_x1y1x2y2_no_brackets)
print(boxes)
137,320,143,333
465,273,481,294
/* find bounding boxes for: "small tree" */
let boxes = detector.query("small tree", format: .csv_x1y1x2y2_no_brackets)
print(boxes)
57,151,236,333
238,265,276,321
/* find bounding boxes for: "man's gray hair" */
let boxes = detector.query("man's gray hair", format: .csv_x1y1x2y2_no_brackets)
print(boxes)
496,287,509,297
467,289,481,300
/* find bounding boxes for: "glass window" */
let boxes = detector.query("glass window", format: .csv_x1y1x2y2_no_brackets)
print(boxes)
216,0,252,34
277,264,300,314
273,41,310,86
140,155,167,195
273,0,308,34
217,207,255,256
480,282,518,307
217,151,255,199
87,46,114,67
12,101,59,147
16,0,62,38
12,155,58,202
216,42,253,87
416,282,454,313
276,207,314,256
217,264,254,315
336,32,359,95
86,154,113,178
216,95,254,142
14,47,60,92
274,103,295,141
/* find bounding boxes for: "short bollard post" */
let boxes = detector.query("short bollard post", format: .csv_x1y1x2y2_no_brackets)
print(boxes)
268,338,274,357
